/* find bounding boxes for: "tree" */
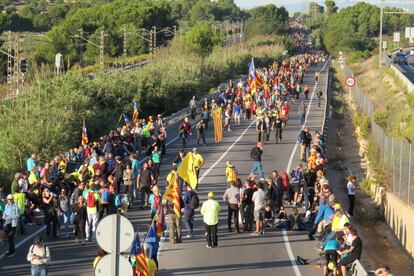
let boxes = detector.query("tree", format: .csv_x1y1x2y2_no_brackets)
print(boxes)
183,22,221,57
325,0,338,16
245,4,289,39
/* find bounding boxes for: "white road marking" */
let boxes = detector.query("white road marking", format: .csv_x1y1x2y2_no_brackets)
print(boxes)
283,60,330,276
158,119,255,258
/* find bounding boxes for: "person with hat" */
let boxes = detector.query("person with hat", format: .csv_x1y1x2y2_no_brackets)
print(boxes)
27,235,50,276
3,194,19,257
192,148,204,184
201,192,220,248
149,185,161,220
225,161,238,186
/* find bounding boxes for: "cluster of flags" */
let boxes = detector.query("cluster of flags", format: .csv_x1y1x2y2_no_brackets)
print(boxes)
248,58,264,94
130,208,164,275
124,102,140,126
82,102,140,145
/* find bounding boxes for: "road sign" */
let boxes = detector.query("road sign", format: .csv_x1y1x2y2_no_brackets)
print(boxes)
406,27,410,39
95,254,133,276
393,32,400,42
96,214,134,253
382,41,387,50
345,76,355,88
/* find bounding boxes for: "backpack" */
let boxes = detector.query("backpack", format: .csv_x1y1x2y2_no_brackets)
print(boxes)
250,147,260,160
231,167,238,180
280,171,289,191
86,191,96,208
101,189,109,202
189,193,200,209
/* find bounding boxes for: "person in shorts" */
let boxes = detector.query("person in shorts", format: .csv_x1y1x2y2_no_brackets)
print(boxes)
252,182,266,236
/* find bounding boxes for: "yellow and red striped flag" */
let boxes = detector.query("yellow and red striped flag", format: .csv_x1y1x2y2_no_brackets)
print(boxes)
81,119,88,145
163,174,181,217
136,253,149,276
212,107,223,143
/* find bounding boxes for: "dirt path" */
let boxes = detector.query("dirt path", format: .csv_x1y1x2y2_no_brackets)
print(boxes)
326,72,414,274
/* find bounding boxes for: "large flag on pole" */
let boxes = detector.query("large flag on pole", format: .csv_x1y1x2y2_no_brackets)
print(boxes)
132,102,139,124
145,224,159,260
177,152,198,190
163,175,182,217
212,107,223,143
248,58,264,94
81,119,88,145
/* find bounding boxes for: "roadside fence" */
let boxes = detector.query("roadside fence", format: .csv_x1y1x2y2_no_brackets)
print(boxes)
343,64,414,206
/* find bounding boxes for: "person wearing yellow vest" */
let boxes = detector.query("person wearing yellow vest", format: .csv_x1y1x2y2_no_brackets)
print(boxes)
200,192,220,248
13,186,26,235
225,161,238,186
192,148,204,186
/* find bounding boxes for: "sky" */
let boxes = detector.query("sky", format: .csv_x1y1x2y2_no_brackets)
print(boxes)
234,0,414,13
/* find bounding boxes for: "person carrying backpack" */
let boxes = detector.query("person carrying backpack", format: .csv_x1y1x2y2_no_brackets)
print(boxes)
27,235,50,276
98,182,112,219
82,184,100,241
183,185,198,239
225,161,238,186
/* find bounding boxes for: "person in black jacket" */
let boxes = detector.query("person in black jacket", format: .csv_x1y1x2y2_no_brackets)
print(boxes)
299,127,312,161
250,142,264,179
113,156,124,193
73,196,87,244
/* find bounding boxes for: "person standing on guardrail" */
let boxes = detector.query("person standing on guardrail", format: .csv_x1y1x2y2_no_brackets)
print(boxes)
189,96,197,120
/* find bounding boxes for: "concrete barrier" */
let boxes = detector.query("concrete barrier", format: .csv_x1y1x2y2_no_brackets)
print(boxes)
389,64,414,93
384,192,414,258
351,260,369,276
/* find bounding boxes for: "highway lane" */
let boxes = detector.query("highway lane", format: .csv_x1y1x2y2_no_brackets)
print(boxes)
158,62,330,276
0,62,329,276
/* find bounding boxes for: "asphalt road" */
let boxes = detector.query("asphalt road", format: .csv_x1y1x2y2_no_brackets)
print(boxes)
390,53,414,83
0,62,330,276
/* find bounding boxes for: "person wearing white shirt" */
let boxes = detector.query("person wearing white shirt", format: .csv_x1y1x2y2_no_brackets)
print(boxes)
251,182,266,236
347,175,357,217
3,194,19,257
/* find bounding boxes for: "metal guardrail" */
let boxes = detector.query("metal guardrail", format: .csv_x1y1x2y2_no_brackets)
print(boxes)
321,65,331,153
351,260,369,276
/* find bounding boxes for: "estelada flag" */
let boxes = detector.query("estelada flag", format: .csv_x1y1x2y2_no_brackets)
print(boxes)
212,107,223,143
132,102,139,124
81,119,88,145
163,175,182,217
248,58,264,93
177,152,197,190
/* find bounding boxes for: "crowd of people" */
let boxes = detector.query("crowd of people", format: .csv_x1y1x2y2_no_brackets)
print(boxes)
0,24,376,276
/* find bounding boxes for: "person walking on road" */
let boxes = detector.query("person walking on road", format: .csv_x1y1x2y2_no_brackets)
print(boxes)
298,101,307,125
196,118,207,146
223,181,241,233
252,182,266,236
73,196,87,244
192,148,204,185
42,188,58,240
242,180,254,232
317,88,323,107
299,127,312,161
179,117,192,149
137,162,154,209
201,192,220,248
3,194,19,257
183,185,196,238
189,96,197,120
166,197,182,244
27,235,50,276
250,142,265,180
272,114,283,144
